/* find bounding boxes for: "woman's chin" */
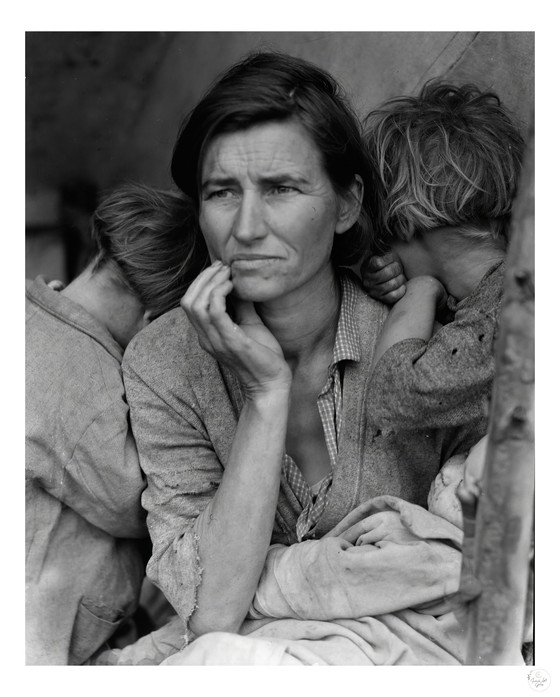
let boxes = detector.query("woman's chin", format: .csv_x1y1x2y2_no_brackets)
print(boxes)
231,277,283,303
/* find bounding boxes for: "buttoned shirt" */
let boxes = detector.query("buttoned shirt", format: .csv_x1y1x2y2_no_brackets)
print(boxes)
123,271,480,628
282,275,361,540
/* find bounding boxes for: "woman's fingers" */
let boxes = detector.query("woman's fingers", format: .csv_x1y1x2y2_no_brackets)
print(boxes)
182,263,231,332
187,270,250,353
179,263,290,390
207,278,235,324
341,511,418,546
356,530,384,547
339,513,384,543
180,263,231,355
182,260,223,301
184,263,230,314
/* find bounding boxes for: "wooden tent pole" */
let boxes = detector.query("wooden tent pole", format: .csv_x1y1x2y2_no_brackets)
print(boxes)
460,128,535,665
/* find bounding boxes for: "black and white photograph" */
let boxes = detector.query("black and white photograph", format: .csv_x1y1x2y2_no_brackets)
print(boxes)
19,16,542,690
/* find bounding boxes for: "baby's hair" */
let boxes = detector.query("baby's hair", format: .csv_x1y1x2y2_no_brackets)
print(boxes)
364,80,525,247
91,183,209,319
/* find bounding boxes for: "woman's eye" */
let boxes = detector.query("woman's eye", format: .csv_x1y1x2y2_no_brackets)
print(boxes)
208,189,231,199
272,185,296,195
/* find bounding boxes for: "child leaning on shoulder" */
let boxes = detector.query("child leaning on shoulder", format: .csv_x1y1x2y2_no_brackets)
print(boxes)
361,81,525,439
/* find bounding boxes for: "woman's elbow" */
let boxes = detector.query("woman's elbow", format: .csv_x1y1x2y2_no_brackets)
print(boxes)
187,609,244,638
106,503,147,538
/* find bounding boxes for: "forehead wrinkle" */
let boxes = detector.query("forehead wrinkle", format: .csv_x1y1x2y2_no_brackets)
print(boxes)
202,125,323,185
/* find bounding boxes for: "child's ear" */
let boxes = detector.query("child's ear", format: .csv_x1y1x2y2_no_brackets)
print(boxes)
143,309,154,326
335,175,364,235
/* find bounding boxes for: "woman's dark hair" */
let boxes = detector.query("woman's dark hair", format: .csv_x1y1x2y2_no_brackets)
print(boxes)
364,80,525,247
171,51,381,267
91,183,209,319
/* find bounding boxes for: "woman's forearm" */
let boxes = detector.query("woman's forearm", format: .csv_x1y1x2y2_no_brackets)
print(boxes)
188,387,291,637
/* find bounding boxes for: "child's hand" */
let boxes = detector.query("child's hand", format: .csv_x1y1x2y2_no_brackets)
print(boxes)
361,251,407,305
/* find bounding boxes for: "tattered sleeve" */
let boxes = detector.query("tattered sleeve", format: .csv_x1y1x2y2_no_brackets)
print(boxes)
369,305,498,431
122,359,223,627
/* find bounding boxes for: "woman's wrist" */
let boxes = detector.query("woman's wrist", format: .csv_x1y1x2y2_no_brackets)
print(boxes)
243,379,292,408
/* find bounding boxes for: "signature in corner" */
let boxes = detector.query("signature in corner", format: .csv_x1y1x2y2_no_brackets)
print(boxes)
527,670,550,691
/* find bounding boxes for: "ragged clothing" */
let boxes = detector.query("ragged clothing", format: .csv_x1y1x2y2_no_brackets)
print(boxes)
25,277,147,665
94,438,527,666
122,272,486,632
369,261,504,432
100,491,516,665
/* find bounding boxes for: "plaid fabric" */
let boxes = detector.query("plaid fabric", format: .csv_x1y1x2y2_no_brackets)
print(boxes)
282,275,361,541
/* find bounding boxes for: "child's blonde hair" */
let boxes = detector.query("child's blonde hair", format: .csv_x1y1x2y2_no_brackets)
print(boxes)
364,81,525,249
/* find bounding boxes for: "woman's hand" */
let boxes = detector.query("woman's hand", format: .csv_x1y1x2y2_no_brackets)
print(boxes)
341,510,421,547
179,260,292,636
361,251,407,305
181,261,292,396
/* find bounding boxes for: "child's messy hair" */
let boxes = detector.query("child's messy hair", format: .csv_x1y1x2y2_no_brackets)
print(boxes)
364,81,525,248
91,183,209,319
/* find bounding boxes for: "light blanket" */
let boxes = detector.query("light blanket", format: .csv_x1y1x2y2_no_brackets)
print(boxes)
100,494,475,665
162,495,469,665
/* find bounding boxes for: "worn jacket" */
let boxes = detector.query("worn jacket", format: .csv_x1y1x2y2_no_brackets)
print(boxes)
369,262,504,431
122,275,484,627
25,277,147,665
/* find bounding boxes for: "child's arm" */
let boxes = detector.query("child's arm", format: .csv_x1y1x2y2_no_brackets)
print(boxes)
369,274,502,432
372,276,447,368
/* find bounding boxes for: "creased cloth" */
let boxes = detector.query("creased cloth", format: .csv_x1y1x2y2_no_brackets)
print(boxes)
26,277,147,665
122,273,483,629
102,494,481,665
92,615,187,666
176,495,471,665
247,495,464,625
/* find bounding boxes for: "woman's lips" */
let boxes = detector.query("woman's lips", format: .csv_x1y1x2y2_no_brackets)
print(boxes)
230,256,281,269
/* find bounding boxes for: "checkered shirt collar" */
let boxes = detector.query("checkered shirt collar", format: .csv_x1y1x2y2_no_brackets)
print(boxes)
331,273,361,367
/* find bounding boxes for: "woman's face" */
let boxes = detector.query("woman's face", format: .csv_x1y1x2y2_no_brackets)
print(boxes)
199,119,357,304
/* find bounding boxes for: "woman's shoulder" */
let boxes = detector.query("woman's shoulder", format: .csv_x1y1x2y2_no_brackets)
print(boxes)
343,271,389,326
122,306,239,421
123,307,210,377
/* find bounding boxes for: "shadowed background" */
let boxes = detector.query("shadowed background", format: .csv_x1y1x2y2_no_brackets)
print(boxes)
26,31,534,283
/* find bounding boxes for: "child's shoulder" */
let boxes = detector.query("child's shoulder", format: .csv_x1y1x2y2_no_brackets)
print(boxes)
451,261,505,315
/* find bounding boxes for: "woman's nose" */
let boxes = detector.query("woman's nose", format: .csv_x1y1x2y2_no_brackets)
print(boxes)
232,192,267,243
